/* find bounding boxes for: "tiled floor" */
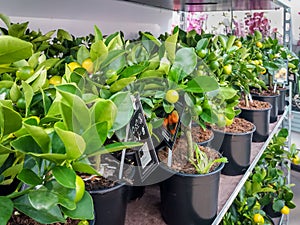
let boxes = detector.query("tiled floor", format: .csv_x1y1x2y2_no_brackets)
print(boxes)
289,131,300,225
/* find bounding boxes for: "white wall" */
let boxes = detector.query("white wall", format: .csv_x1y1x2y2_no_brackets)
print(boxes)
0,0,173,39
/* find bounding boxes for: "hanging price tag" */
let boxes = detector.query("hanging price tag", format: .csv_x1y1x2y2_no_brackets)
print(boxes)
128,94,159,182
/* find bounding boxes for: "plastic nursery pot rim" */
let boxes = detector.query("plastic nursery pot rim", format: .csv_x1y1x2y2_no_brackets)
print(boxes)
88,180,127,195
160,150,225,178
212,123,256,136
237,104,272,112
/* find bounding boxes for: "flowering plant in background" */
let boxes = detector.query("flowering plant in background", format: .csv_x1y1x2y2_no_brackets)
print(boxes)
186,12,208,34
244,12,271,37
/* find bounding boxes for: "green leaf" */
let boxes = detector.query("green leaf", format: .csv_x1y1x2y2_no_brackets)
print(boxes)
110,91,134,131
120,64,146,78
173,48,197,76
90,40,108,63
57,88,91,133
45,180,76,210
14,194,66,224
77,46,90,65
31,69,47,92
165,30,178,63
72,161,99,175
185,76,219,93
57,29,73,41
94,25,103,41
87,142,142,157
195,38,209,51
54,122,86,160
0,14,11,29
62,191,94,220
141,32,161,47
101,49,126,69
0,102,22,136
23,123,50,153
52,166,76,189
273,199,285,212
110,77,136,93
11,135,43,154
17,169,42,186
90,99,117,130
28,189,59,210
0,36,33,64
219,86,237,99
82,122,108,155
0,196,13,225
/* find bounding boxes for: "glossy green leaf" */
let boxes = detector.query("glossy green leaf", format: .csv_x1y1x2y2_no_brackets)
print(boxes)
31,69,47,92
72,161,99,175
23,123,50,153
91,99,117,130
57,88,91,133
94,25,103,41
77,45,90,65
101,49,125,69
185,76,219,93
110,91,134,131
62,191,94,220
57,29,73,41
17,168,42,186
141,32,161,46
173,48,197,76
196,38,209,51
0,36,33,64
165,30,178,63
110,77,136,93
90,40,108,63
0,102,22,136
11,135,42,154
0,80,13,89
54,122,86,160
28,189,59,210
82,122,108,155
52,166,76,189
0,144,13,154
120,64,146,78
14,194,65,224
9,82,21,102
0,196,13,225
273,199,285,212
87,141,142,157
45,180,76,210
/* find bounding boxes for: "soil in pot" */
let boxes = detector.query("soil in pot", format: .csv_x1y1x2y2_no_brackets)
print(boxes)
158,141,224,225
251,88,279,123
211,118,255,176
8,211,93,225
238,100,271,142
83,156,133,225
191,126,214,147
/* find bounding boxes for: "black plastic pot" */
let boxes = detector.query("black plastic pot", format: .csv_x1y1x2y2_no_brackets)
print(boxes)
239,106,271,142
263,203,282,218
114,151,145,202
211,124,256,176
278,88,287,115
160,152,224,225
252,94,279,123
89,182,128,225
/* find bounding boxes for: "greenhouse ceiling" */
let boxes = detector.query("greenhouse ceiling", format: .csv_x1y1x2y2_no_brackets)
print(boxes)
119,0,282,12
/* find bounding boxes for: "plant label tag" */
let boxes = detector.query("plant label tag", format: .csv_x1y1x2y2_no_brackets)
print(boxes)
274,60,288,85
129,95,159,182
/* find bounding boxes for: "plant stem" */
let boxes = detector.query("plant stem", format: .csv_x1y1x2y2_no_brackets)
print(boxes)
186,123,193,160
7,185,35,199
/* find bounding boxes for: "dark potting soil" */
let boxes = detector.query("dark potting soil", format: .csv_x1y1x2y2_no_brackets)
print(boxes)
8,212,83,225
83,174,118,191
239,99,271,110
158,138,220,174
212,117,254,133
251,87,279,96
191,126,213,143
